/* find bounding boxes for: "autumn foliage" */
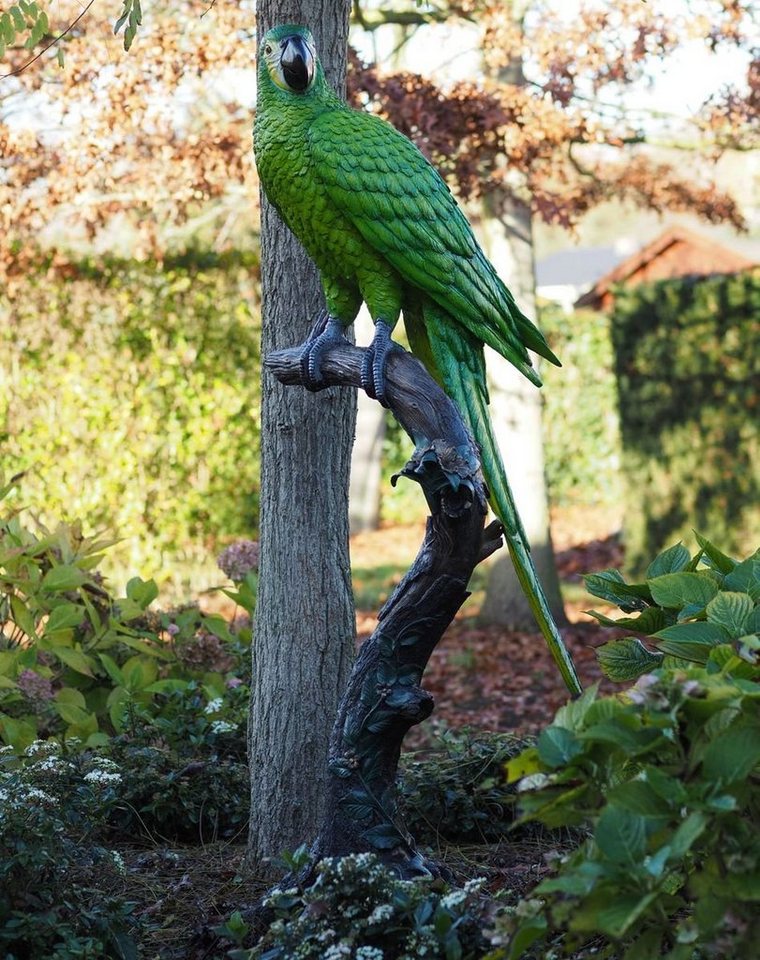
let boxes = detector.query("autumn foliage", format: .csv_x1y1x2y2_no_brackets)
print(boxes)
0,0,755,281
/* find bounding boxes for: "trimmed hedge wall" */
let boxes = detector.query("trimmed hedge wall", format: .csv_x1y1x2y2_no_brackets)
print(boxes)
1,254,261,594
610,270,760,573
539,304,622,508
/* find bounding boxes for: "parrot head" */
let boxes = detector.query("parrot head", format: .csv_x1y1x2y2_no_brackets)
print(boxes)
259,25,317,94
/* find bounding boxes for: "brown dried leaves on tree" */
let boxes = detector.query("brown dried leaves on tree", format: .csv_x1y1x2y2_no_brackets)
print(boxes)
0,0,754,283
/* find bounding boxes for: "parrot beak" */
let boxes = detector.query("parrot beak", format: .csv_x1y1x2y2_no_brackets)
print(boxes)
280,35,315,92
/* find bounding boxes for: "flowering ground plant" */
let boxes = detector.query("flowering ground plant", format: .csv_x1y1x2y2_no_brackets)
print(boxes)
0,739,138,958
227,850,496,960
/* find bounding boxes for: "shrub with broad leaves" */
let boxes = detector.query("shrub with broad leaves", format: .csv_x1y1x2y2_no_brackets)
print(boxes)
585,534,759,682
493,536,760,960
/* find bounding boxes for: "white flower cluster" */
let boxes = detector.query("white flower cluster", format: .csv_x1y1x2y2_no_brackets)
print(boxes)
84,769,122,785
367,903,394,925
0,782,57,815
210,720,237,734
34,755,71,774
356,947,384,960
111,850,127,874
440,889,467,909
322,944,351,959
204,697,224,715
23,739,58,756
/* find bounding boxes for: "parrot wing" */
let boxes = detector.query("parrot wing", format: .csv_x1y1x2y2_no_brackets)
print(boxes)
307,108,559,385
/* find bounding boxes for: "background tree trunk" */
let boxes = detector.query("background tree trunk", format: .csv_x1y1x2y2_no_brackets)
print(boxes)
478,0,565,628
349,308,386,534
249,0,355,866
477,191,566,627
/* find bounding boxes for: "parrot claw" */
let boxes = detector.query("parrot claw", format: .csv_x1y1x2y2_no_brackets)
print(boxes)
361,319,401,409
298,314,350,392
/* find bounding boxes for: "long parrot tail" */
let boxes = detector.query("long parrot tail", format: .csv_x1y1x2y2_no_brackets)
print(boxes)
417,303,583,697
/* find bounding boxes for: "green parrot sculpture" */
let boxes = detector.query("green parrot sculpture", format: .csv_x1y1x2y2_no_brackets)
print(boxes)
254,24,582,696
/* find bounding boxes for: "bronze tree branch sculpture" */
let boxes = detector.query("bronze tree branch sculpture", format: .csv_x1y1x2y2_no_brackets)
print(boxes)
266,338,503,878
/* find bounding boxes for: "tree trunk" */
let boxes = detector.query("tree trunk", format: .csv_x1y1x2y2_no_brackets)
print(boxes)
248,0,355,866
478,0,565,628
478,191,566,627
349,307,386,534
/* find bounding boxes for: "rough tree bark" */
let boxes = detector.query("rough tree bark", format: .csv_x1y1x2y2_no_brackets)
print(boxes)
248,0,355,866
267,339,502,877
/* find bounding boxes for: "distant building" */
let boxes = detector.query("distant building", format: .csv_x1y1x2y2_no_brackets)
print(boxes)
535,242,633,312
574,227,757,311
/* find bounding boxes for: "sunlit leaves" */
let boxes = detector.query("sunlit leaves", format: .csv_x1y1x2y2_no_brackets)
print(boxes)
113,0,141,51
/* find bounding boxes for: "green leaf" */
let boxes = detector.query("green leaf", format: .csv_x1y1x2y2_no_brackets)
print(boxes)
114,0,131,33
0,713,37,749
586,606,670,634
646,542,691,578
10,594,37,639
579,721,663,756
655,620,728,663
705,592,753,639
647,572,719,610
144,679,188,694
593,891,658,938
376,660,397,685
45,602,84,634
55,699,91,726
622,928,663,960
553,682,599,730
42,564,87,592
701,723,760,784
363,822,403,850
668,811,707,859
694,533,735,574
506,746,541,782
201,613,234,643
98,653,124,686
107,685,130,731
641,765,687,805
584,569,650,612
384,686,416,709
597,638,663,682
594,807,647,865
653,621,729,662
724,558,760,595
507,915,547,960
56,686,86,707
126,576,158,609
121,655,157,691
53,646,96,677
56,45,64,68
606,780,671,819
339,788,375,822
536,726,583,768
10,6,25,31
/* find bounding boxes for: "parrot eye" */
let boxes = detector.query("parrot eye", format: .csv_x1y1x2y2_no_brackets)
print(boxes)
265,44,272,55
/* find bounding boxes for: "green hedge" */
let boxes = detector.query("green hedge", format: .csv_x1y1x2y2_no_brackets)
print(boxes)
1,254,261,594
540,304,622,507
611,271,760,573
